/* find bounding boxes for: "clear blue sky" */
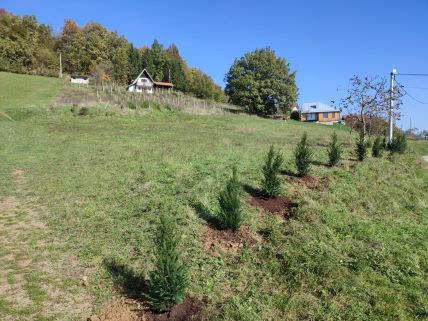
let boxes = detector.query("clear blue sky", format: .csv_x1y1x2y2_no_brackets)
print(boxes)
3,0,428,130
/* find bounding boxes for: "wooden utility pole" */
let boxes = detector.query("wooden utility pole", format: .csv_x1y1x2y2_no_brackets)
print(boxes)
388,69,396,144
59,52,63,78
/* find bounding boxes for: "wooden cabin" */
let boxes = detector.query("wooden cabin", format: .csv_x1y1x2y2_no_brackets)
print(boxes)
300,102,340,123
127,69,174,93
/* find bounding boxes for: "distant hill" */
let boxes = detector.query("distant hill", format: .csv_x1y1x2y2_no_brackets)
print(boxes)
0,9,225,102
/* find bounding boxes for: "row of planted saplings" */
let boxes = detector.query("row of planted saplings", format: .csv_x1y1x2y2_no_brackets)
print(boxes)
355,129,407,161
140,130,407,313
141,132,341,313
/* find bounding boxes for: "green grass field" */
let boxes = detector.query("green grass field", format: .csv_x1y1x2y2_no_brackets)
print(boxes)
0,72,63,121
1,71,428,320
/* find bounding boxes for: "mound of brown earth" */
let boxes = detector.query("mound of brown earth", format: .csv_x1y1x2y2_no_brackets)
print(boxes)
248,196,298,218
287,175,328,189
89,297,203,321
202,225,257,255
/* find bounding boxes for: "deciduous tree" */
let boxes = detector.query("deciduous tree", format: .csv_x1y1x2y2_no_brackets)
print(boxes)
225,47,298,115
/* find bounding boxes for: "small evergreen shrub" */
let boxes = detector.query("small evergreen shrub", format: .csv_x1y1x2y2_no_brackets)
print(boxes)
382,136,387,150
327,132,342,166
355,130,367,161
295,132,313,176
145,212,188,312
290,110,301,121
262,145,283,198
372,136,383,158
217,167,242,231
388,133,407,154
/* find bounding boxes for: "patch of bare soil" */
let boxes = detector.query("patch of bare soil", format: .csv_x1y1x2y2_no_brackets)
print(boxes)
0,169,94,320
89,297,203,321
287,175,329,189
248,196,298,219
202,225,257,255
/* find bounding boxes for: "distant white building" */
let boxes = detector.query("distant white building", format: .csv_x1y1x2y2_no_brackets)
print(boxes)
70,75,89,85
127,69,174,93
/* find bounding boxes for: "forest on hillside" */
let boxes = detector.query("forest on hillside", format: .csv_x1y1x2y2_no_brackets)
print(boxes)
0,9,226,102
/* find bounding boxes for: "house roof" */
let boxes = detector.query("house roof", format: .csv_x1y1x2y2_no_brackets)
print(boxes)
128,69,155,87
154,81,174,87
300,102,339,114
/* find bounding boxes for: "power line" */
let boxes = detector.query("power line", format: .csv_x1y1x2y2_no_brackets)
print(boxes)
396,73,428,76
394,78,428,105
404,86,428,90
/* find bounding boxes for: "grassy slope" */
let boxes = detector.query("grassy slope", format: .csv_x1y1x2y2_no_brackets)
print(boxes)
1,73,428,320
0,72,63,120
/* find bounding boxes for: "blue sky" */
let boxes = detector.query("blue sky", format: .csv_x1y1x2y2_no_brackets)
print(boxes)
3,0,428,130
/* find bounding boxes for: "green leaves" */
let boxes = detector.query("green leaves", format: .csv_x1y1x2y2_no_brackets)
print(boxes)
225,47,298,115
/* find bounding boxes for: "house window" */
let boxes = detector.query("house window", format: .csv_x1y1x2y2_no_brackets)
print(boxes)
307,113,316,121
323,112,329,118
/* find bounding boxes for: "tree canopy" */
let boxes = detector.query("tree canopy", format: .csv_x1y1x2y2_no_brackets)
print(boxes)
0,9,225,102
225,47,298,115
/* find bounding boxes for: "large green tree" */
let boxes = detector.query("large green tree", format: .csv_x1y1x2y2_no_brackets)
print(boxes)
225,47,298,115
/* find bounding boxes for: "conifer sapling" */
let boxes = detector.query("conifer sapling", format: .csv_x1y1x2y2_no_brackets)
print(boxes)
327,132,342,166
145,212,188,312
355,129,367,161
372,136,383,158
217,166,242,231
295,132,313,176
262,145,283,198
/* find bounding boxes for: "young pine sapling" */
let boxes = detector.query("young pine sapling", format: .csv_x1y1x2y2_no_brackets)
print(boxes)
295,132,313,176
327,132,342,166
217,166,242,231
262,145,283,198
145,212,188,312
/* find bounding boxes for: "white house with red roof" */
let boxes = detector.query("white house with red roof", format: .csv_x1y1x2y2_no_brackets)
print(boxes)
127,69,174,93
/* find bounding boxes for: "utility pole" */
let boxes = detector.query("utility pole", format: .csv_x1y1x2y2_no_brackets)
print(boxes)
409,117,412,136
388,68,396,144
59,52,63,78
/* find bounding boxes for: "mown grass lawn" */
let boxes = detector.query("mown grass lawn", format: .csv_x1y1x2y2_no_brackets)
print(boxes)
1,72,428,320
0,72,63,121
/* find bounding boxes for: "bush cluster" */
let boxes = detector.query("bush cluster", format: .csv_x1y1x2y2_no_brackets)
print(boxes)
388,132,407,154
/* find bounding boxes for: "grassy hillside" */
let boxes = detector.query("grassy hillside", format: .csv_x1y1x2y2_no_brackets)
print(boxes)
0,73,428,320
0,72,63,120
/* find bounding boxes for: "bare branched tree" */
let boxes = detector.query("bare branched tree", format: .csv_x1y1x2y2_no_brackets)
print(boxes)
338,75,404,139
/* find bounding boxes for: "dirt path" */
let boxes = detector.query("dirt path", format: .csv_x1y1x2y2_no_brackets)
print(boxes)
423,155,428,163
0,169,93,320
